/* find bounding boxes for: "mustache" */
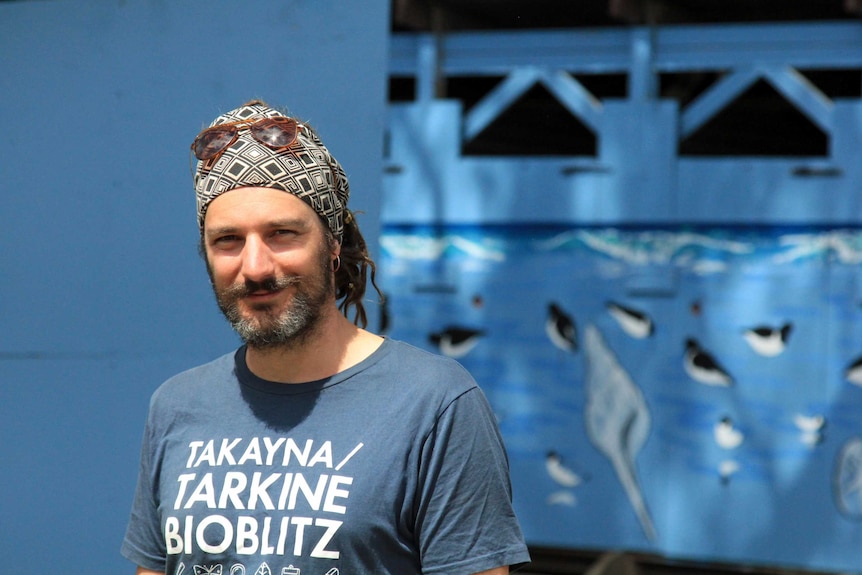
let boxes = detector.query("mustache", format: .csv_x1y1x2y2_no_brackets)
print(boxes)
220,275,301,299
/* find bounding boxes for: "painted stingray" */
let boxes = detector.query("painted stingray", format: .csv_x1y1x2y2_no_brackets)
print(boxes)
583,323,656,541
834,437,862,518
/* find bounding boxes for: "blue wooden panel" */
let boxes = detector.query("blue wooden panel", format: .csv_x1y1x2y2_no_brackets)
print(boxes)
594,100,678,222
676,159,857,223
386,22,862,226
387,97,856,225
385,102,616,224
0,2,389,574
832,101,862,183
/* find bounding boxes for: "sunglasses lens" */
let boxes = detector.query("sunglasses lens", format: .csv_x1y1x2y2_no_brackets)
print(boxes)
252,118,297,148
193,118,297,161
194,128,236,160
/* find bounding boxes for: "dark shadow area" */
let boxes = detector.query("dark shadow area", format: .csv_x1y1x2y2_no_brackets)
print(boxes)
666,69,860,158
679,79,828,157
389,75,416,102
388,74,627,156
391,69,862,158
392,0,857,32
460,83,597,156
521,548,835,575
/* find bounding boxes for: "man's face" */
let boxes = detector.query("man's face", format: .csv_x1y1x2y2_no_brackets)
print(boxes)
202,187,337,349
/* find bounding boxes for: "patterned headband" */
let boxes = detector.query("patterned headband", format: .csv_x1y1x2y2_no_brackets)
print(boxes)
192,100,349,239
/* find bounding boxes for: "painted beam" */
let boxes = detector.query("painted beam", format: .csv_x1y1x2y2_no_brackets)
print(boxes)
416,35,439,102
464,68,543,141
681,64,835,138
629,28,657,101
464,68,603,141
390,28,633,76
391,22,862,77
654,21,862,71
679,67,762,138
763,66,833,133
539,70,603,132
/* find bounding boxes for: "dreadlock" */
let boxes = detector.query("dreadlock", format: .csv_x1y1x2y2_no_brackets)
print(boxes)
332,209,385,328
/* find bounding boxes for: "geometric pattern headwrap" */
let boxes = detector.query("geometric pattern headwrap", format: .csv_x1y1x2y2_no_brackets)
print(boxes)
193,100,349,239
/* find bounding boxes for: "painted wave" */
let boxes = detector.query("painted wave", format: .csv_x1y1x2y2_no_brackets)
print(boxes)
381,227,862,272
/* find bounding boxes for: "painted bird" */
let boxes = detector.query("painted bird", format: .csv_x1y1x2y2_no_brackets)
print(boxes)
794,413,826,433
546,302,577,352
794,413,826,447
545,451,585,488
429,326,485,358
845,355,862,386
684,338,734,386
743,322,792,357
546,490,577,506
606,301,654,338
718,459,740,485
714,416,744,450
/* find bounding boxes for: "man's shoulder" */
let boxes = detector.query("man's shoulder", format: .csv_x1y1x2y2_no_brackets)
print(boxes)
381,338,470,372
371,338,479,395
150,348,238,403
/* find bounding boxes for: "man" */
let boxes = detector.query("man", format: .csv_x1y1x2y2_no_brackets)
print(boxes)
122,100,530,575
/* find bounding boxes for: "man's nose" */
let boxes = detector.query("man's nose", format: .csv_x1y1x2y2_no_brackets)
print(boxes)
240,236,276,282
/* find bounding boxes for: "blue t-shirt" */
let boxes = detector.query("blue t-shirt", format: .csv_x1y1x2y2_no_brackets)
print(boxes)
122,338,530,575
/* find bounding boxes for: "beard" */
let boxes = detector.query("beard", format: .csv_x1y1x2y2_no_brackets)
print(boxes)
212,244,334,350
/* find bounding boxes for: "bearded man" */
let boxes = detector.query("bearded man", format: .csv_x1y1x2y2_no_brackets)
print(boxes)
121,100,530,575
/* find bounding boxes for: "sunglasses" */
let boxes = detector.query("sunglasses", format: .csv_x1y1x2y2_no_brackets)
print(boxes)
191,116,301,161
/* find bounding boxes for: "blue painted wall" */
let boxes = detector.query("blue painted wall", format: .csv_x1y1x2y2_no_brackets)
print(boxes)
380,23,862,574
0,2,389,573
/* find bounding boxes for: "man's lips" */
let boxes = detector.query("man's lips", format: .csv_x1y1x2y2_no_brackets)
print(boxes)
240,289,285,311
246,288,281,299
225,276,299,304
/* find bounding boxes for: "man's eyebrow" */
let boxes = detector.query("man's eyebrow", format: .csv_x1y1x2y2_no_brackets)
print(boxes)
204,226,238,237
267,217,311,229
205,218,311,238
204,225,240,239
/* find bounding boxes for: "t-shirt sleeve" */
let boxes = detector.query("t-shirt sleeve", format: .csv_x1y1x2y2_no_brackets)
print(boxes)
414,385,531,575
120,414,168,571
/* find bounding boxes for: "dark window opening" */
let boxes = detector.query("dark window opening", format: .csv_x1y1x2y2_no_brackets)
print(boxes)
575,73,628,100
461,83,597,156
660,72,723,107
447,76,507,111
388,76,416,102
679,78,828,156
800,68,862,99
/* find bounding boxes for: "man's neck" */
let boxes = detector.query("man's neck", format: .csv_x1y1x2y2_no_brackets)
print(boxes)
244,311,383,384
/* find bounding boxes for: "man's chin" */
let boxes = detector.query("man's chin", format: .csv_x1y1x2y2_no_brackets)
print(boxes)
226,306,279,332
237,295,288,314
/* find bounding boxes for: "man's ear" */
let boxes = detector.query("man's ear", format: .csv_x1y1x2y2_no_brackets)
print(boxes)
328,231,342,259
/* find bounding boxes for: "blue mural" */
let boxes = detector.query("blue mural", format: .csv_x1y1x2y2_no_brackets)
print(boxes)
380,223,862,572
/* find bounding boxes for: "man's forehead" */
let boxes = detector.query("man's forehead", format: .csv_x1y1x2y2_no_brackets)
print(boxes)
204,187,320,227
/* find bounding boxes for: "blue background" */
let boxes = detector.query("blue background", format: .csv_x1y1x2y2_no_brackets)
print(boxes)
0,2,388,573
3,2,862,574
